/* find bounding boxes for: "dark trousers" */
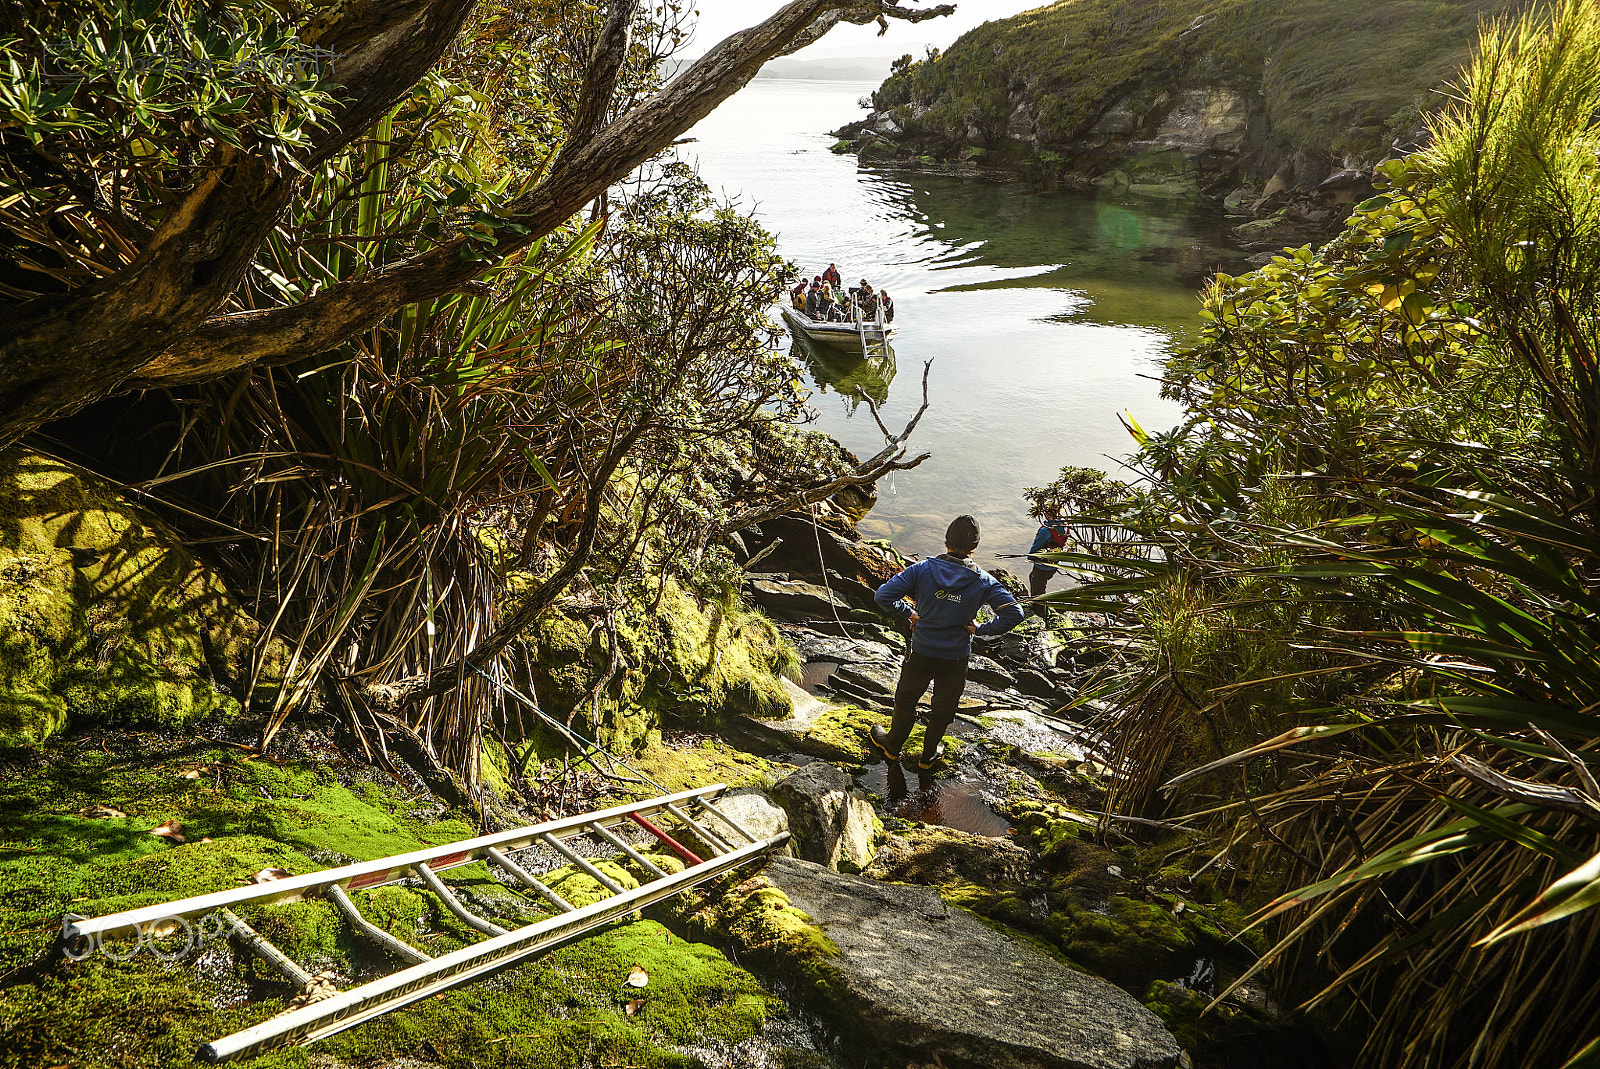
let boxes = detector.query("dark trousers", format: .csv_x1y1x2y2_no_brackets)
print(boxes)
886,649,967,760
1029,564,1056,598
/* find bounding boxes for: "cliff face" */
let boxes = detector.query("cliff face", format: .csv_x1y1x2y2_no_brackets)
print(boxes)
842,0,1517,247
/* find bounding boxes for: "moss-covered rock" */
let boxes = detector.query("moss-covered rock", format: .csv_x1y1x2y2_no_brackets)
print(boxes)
671,873,844,1004
517,578,796,757
0,451,264,748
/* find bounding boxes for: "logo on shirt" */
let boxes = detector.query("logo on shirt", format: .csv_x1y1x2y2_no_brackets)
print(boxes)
934,589,952,600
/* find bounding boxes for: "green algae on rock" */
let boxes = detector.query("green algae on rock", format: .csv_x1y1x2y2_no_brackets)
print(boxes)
0,452,266,748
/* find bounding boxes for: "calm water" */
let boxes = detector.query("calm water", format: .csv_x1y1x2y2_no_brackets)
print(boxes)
682,80,1236,571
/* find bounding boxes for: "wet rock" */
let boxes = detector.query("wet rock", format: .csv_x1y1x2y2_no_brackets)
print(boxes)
988,623,1063,674
966,655,1016,689
785,629,896,665
771,763,878,873
746,578,858,622
766,857,1181,1069
829,661,901,703
1014,666,1067,702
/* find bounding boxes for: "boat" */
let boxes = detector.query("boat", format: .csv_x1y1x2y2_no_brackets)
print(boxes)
781,299,896,359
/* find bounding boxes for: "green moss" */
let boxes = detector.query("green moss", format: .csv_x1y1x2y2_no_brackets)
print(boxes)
0,452,266,747
517,577,795,758
673,876,844,1005
619,734,774,797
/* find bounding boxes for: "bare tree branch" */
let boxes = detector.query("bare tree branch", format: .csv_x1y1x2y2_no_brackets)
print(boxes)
559,0,642,162
720,358,934,534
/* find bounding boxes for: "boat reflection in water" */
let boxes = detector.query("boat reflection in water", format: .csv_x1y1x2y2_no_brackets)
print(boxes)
786,317,897,415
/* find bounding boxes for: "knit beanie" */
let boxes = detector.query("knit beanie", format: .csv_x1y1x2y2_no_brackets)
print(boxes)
945,515,980,554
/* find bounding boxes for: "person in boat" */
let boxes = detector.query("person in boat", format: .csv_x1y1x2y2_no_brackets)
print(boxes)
858,282,878,318
823,263,842,289
880,290,895,323
1027,514,1072,603
805,279,822,319
819,281,839,321
791,280,807,311
870,516,1025,771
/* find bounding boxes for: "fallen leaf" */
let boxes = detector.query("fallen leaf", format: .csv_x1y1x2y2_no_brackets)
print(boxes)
1106,865,1122,878
199,837,215,844
625,965,648,989
179,769,202,780
664,932,672,945
624,999,644,1016
149,819,185,843
148,919,180,939
79,804,126,820
251,867,293,884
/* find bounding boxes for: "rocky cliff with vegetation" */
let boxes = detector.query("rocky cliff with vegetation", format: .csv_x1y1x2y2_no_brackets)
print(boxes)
839,0,1517,249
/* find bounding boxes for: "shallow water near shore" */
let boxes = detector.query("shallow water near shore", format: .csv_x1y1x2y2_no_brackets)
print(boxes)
683,79,1242,571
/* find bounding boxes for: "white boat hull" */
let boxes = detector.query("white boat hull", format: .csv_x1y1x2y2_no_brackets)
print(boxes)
781,306,897,348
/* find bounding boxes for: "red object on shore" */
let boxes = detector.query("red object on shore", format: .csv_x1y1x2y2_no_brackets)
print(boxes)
628,812,704,867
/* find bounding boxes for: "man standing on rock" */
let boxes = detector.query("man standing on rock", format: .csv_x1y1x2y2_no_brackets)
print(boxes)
870,515,1024,770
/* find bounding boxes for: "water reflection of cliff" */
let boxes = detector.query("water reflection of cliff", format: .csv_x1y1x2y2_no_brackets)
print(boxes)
859,170,1246,334
789,328,896,414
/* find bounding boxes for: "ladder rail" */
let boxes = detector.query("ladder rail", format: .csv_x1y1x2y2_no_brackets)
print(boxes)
67,784,731,942
198,831,789,1063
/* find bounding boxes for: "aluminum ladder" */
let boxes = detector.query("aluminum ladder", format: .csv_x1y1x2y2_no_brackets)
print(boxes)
858,300,890,360
61,784,784,1063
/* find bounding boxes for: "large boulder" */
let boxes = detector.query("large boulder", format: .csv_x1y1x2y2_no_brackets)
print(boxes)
767,857,1181,1069
771,762,878,873
706,786,792,856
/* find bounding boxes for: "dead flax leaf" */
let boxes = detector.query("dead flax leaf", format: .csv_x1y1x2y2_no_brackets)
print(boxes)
149,819,185,843
624,999,644,1016
250,867,293,884
625,965,648,989
79,804,126,819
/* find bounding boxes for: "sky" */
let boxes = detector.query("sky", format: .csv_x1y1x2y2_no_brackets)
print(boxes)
683,0,1047,59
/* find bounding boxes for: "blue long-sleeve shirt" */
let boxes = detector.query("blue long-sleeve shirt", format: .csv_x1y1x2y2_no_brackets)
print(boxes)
874,554,1025,660
1028,522,1070,565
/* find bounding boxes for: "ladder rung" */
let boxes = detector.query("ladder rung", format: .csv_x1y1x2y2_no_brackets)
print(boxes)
691,795,761,845
486,847,575,913
587,822,668,878
325,885,431,965
540,833,627,895
627,811,704,866
665,802,735,854
221,909,314,990
412,863,509,938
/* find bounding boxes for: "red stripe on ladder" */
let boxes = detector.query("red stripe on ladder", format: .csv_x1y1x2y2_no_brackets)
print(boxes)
627,812,704,867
